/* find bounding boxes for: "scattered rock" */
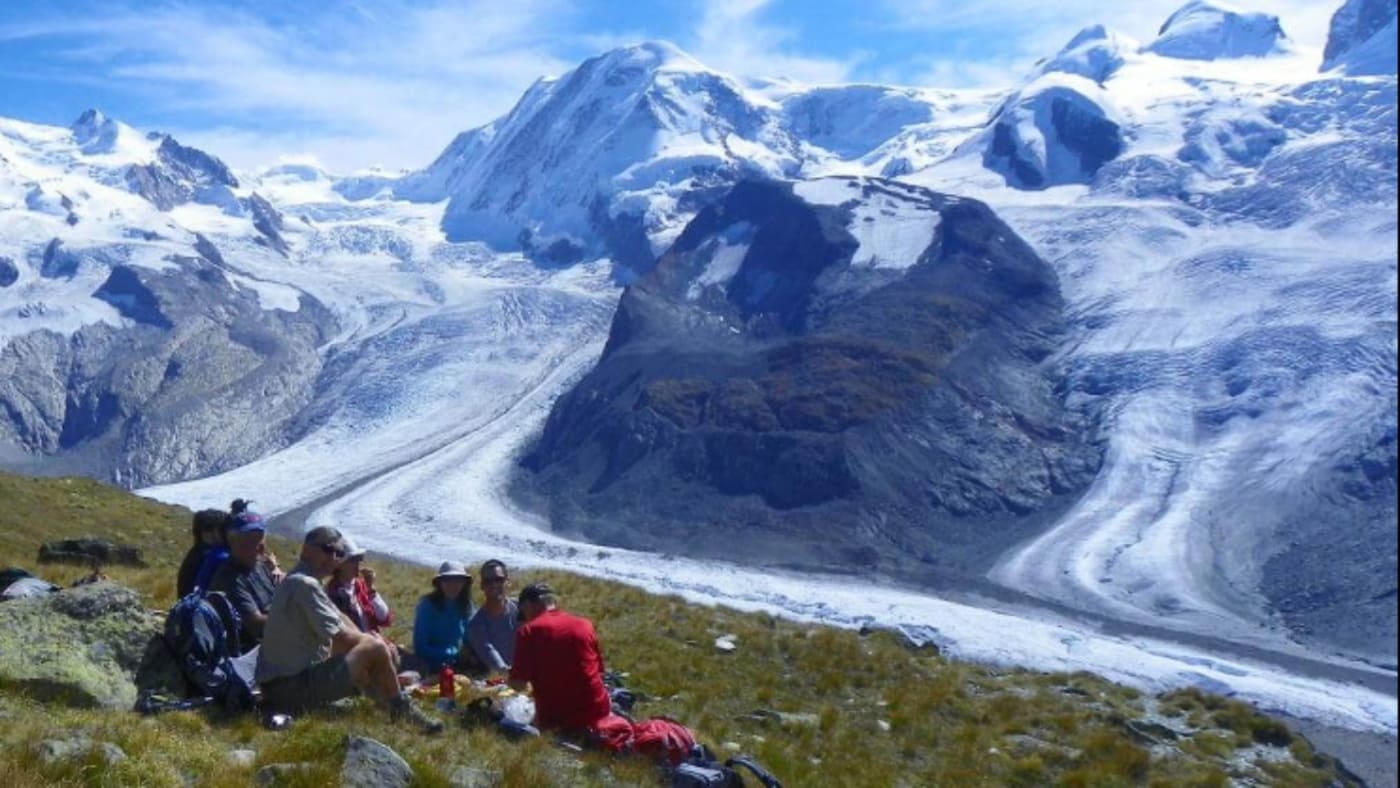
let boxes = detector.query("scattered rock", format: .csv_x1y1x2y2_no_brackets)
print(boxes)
1125,718,1180,744
742,709,819,728
228,748,257,768
450,765,501,787
714,634,737,653
342,736,412,788
877,719,892,732
37,538,145,568
0,583,161,708
1005,734,1083,761
255,763,313,786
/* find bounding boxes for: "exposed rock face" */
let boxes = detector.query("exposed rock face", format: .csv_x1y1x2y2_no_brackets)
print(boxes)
980,81,1125,190
0,583,161,709
0,241,335,487
516,177,1101,581
1322,0,1398,75
1259,410,1398,663
124,135,240,212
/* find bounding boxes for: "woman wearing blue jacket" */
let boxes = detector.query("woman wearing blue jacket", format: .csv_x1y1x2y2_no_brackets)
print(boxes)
412,561,474,672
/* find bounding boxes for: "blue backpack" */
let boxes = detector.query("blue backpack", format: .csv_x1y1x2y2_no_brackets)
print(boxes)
162,590,256,711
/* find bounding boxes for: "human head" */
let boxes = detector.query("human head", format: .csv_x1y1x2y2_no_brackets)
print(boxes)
191,509,226,547
479,559,509,603
431,561,472,613
224,508,267,568
333,536,367,583
516,582,557,623
299,526,345,579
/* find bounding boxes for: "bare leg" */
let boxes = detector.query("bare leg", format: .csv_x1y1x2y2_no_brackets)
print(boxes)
344,633,400,704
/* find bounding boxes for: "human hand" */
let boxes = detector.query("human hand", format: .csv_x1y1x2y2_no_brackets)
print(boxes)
360,566,375,590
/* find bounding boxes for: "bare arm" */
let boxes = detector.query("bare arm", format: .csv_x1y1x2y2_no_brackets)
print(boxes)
328,611,361,656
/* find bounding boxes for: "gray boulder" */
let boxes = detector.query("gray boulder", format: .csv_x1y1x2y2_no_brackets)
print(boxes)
0,582,163,708
342,736,412,788
0,255,17,287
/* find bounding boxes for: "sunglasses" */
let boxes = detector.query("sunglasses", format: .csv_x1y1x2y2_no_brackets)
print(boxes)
481,576,509,585
318,542,346,560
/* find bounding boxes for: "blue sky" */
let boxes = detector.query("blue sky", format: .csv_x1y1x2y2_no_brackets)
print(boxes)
0,0,1335,172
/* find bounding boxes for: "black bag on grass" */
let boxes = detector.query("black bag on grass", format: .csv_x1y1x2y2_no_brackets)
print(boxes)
671,745,782,788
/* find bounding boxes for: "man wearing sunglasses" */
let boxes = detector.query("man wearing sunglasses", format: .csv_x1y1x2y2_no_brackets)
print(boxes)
256,526,443,733
467,559,518,672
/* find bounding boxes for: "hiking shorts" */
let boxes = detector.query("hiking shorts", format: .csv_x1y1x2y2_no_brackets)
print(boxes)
260,655,357,712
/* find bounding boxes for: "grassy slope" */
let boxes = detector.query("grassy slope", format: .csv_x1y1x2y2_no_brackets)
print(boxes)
0,472,1352,787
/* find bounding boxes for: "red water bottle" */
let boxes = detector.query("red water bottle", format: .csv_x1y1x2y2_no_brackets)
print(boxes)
439,666,455,701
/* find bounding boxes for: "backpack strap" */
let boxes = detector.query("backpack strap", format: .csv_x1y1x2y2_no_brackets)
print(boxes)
203,591,244,657
725,757,783,788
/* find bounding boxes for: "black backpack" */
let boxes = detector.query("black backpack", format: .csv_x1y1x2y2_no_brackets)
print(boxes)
672,746,783,788
162,590,256,711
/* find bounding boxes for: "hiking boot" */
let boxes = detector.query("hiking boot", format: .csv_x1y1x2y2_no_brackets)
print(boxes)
390,695,445,734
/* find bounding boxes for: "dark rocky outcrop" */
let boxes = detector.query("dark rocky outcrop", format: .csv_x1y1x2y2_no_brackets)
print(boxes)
515,177,1101,582
982,87,1124,190
0,583,167,709
37,238,80,279
0,256,18,287
37,537,145,567
246,193,290,255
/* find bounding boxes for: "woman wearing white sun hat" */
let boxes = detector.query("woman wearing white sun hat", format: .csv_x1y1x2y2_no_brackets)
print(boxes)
411,560,474,672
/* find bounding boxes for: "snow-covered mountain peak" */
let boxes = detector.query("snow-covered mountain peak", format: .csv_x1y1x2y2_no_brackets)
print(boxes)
68,108,152,160
592,40,707,76
1146,1,1291,61
1038,24,1140,83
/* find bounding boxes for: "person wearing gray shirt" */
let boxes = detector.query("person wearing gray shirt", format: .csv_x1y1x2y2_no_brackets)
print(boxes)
467,559,518,671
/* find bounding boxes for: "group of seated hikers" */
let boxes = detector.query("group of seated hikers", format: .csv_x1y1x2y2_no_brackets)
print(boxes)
173,501,640,745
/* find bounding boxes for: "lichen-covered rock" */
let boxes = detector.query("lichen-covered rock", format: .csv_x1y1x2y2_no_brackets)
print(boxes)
0,582,161,708
35,737,127,766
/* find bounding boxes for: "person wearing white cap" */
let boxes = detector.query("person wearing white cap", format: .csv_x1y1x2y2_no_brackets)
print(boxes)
327,536,393,638
411,561,474,672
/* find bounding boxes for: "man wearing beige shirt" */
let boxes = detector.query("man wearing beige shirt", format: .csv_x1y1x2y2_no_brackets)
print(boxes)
256,526,442,733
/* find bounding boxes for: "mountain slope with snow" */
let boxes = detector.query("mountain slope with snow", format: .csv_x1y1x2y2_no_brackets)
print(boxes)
375,41,998,278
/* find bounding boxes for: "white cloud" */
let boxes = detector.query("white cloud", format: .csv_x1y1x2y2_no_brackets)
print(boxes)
2,1,578,172
687,0,861,84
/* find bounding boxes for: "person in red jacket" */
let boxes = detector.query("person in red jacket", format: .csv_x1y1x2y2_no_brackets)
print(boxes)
508,582,611,732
